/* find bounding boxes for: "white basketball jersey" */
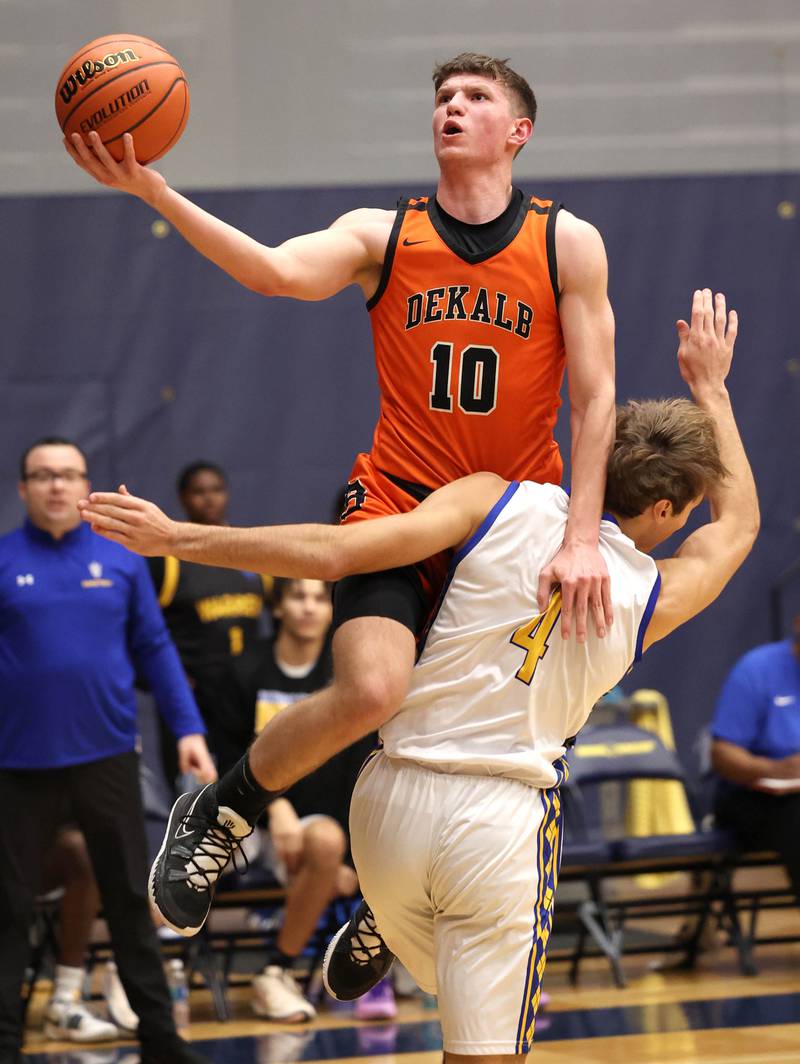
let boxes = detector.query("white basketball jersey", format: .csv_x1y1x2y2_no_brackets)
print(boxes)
380,480,661,788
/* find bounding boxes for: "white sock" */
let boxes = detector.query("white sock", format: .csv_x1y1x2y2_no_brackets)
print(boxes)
53,964,84,1002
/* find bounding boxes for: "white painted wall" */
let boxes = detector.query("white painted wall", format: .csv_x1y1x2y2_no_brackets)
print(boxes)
2,0,798,195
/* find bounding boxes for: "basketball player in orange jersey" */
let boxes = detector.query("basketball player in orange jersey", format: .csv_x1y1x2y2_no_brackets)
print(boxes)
66,54,616,937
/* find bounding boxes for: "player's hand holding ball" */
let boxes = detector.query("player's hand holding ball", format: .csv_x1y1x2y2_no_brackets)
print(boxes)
56,34,189,204
65,129,167,205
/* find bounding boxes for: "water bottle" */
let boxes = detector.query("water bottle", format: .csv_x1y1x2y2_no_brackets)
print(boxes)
166,958,190,1032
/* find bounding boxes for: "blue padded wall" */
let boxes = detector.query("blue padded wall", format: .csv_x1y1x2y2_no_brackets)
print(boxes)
1,170,798,761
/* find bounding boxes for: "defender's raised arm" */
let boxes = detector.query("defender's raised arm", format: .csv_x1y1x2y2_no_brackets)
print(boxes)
644,290,759,649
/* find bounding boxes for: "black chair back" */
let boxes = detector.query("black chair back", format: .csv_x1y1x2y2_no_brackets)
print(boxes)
567,722,687,785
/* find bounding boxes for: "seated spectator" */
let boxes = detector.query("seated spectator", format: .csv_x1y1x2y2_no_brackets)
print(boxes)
149,461,273,784
38,825,140,1040
38,826,122,1043
710,612,800,899
236,579,369,1022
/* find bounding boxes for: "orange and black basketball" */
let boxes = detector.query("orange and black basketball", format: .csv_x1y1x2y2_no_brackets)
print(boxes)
55,34,190,164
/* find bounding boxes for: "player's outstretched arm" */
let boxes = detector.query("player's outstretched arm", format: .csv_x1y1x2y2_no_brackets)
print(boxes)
644,290,759,649
77,474,506,579
538,212,616,643
64,131,389,300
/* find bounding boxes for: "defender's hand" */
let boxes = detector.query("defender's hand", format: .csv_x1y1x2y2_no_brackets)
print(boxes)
676,289,737,397
77,485,177,556
64,130,167,207
538,540,612,642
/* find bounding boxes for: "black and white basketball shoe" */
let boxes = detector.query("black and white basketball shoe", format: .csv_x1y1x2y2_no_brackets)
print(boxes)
323,899,395,1000
149,783,252,936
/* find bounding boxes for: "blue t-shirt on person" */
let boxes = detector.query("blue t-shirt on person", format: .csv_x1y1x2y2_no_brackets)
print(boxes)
710,639,800,762
0,519,205,770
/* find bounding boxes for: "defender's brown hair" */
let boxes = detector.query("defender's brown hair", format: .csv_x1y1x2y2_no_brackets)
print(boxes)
433,53,537,126
605,398,729,518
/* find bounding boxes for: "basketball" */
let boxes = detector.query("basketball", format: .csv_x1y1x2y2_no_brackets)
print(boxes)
55,34,190,164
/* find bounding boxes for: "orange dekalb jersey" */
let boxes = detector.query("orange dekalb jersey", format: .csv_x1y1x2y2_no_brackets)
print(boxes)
366,194,565,489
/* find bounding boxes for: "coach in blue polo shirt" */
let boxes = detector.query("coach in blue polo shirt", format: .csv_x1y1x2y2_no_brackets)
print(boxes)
0,436,213,1064
710,616,800,901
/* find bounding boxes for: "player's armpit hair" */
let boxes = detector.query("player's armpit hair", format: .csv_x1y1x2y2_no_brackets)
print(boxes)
604,398,729,518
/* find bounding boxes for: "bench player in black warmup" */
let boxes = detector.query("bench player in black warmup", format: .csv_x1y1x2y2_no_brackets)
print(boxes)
149,461,273,784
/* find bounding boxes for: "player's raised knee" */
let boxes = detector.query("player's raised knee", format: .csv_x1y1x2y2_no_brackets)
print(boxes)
347,669,408,730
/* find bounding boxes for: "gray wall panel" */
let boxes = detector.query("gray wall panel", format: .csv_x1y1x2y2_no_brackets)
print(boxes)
2,0,798,195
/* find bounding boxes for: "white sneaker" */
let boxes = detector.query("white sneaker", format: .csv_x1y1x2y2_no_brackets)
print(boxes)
103,961,139,1033
44,995,119,1043
252,966,316,1022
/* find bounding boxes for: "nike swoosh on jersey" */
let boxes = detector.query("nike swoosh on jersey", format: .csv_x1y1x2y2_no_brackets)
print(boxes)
402,238,428,246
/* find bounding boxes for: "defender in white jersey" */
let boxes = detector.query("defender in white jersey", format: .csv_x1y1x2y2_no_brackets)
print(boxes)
380,479,659,788
79,291,759,1061
347,478,659,1053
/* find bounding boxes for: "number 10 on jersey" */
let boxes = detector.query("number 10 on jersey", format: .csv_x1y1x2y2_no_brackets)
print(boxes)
430,343,499,415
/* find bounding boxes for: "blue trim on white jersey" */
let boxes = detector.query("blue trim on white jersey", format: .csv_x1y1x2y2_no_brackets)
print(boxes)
452,480,521,565
416,480,520,661
561,485,618,527
634,570,662,662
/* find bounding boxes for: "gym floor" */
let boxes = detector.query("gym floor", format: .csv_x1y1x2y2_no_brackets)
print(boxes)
21,871,800,1064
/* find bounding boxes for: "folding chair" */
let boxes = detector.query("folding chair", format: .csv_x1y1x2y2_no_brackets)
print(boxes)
561,720,706,985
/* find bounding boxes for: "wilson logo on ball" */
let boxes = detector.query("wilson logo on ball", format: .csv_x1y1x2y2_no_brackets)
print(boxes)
58,49,140,104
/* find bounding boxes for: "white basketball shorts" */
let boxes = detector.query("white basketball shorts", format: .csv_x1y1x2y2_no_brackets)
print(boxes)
349,752,564,1055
